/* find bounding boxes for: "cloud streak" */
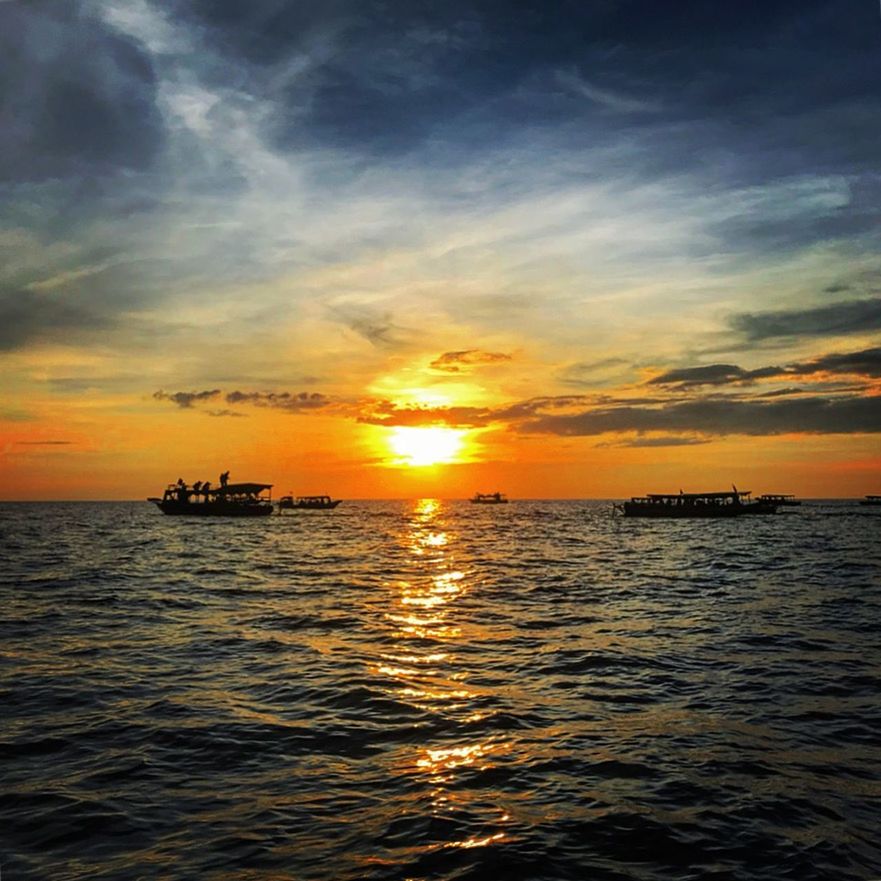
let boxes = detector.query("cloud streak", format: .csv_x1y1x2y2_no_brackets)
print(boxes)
153,389,220,408
730,299,881,342
429,349,512,372
521,396,881,438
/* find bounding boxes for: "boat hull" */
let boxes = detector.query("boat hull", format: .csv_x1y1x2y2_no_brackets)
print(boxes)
622,502,777,518
279,501,341,510
152,501,273,517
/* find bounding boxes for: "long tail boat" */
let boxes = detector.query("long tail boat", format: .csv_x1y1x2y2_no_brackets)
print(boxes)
148,481,274,516
278,495,341,510
759,493,801,506
470,492,508,504
620,489,777,518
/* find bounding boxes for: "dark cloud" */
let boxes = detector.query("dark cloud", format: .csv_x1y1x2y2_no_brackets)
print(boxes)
225,391,331,411
521,395,881,437
793,347,881,378
329,306,408,348
730,298,881,342
171,0,880,178
650,346,881,391
16,440,73,446
153,389,221,408
0,1,163,182
597,436,711,448
154,388,332,414
757,387,804,398
649,364,783,388
430,349,511,372
0,287,110,351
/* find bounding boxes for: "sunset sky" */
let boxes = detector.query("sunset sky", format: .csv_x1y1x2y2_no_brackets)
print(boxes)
2,0,880,499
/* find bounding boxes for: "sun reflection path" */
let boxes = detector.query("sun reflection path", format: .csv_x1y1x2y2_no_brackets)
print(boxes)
373,498,514,853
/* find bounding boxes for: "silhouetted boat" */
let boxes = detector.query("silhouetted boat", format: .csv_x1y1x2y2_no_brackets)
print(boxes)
278,495,341,510
148,482,274,516
759,493,801,507
620,489,777,518
470,492,508,504
859,495,881,506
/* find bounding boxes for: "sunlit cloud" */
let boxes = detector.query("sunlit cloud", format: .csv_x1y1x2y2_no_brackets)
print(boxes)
429,350,512,373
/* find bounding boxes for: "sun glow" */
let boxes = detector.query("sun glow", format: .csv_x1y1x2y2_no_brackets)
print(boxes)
388,426,465,467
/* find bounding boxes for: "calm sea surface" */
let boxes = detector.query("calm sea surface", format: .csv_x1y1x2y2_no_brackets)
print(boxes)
2,500,880,880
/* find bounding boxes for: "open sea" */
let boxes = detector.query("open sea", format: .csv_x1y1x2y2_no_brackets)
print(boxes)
2,499,880,881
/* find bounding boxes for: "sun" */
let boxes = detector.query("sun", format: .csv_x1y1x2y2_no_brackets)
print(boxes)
388,426,465,467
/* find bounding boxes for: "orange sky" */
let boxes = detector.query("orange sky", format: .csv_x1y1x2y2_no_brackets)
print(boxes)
3,346,880,499
3,2,880,499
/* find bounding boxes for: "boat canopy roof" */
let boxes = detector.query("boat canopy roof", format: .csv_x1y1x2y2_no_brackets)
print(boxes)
644,491,750,500
214,482,272,495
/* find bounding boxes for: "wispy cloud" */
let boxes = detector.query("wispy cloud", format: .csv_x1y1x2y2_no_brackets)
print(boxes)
597,436,711,448
153,389,220,408
521,396,881,437
225,390,331,411
555,68,661,114
649,346,881,389
730,298,881,342
429,349,511,373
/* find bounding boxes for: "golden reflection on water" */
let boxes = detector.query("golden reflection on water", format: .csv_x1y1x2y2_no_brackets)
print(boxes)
374,499,513,852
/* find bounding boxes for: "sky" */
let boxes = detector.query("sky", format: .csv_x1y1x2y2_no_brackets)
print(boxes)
1,0,880,499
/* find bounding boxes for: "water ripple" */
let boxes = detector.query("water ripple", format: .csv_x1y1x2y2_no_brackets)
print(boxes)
1,499,880,880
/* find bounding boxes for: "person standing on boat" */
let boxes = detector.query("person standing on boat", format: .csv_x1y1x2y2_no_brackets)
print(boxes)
220,470,229,488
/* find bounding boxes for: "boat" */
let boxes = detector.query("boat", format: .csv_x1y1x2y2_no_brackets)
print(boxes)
278,494,341,510
470,492,508,504
859,495,881,506
759,493,801,507
620,489,777,518
148,481,274,516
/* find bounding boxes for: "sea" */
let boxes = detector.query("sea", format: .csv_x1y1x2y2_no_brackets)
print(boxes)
2,499,880,881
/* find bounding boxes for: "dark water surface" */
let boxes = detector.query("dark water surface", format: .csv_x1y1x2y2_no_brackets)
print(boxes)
2,500,880,880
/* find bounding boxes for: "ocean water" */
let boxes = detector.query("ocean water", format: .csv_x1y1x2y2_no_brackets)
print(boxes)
2,499,880,881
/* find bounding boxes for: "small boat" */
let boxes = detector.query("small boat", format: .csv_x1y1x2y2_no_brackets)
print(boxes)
759,493,801,507
620,489,777,518
859,495,881,506
148,481,274,516
278,494,341,510
470,492,508,504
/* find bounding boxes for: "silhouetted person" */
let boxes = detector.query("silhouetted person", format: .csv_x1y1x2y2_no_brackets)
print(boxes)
203,481,211,494
220,470,230,487
193,480,202,493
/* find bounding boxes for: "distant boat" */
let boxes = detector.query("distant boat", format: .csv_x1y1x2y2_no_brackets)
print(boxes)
620,489,777,518
278,495,341,510
470,492,508,504
859,495,881,506
148,481,274,516
759,493,802,507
